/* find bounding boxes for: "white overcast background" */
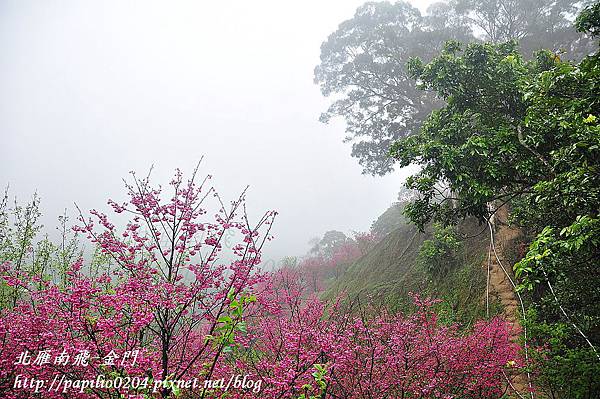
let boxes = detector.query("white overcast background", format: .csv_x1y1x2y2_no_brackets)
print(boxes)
1,0,435,263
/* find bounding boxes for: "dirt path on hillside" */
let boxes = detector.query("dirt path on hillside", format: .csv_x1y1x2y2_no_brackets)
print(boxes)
486,206,532,398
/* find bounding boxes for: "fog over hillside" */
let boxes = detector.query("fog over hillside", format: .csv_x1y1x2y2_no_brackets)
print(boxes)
0,0,434,263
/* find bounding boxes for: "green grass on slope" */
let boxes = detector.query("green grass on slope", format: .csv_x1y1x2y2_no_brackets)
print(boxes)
324,218,503,327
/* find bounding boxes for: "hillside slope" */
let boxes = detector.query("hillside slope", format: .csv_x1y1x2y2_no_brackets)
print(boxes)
325,210,533,396
325,217,503,325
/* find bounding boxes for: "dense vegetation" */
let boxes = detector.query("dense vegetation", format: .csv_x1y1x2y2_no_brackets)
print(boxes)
389,2,600,397
316,0,600,396
1,1,599,398
315,0,596,175
0,171,517,399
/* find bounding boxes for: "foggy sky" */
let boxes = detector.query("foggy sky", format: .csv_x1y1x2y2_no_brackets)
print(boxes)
0,0,434,264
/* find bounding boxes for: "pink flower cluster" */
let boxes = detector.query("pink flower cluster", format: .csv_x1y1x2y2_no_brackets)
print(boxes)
222,268,521,399
0,169,520,398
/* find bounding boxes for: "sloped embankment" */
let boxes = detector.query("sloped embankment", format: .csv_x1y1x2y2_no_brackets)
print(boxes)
325,218,500,325
326,208,532,396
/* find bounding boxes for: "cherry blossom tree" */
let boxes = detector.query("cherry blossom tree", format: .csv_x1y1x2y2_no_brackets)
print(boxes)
0,167,521,399
228,267,521,399
0,166,276,399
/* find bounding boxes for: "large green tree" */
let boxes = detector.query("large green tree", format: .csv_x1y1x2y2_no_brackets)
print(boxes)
390,3,600,395
316,0,595,175
315,1,472,175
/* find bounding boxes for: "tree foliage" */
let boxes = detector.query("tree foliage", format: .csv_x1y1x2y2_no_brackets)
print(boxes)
453,0,596,57
391,3,600,395
316,0,595,175
417,223,462,277
315,1,471,175
0,170,519,398
1,169,277,399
